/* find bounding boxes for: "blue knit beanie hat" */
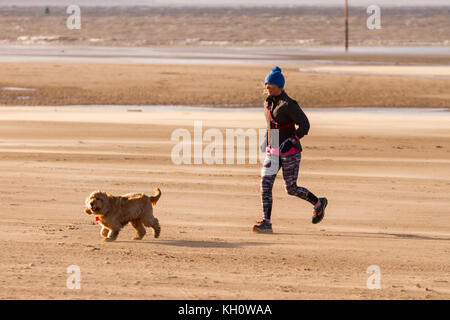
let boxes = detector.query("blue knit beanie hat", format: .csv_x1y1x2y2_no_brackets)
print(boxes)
265,66,285,88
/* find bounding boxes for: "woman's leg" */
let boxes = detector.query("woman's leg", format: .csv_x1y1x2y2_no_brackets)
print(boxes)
260,153,280,222
281,152,318,205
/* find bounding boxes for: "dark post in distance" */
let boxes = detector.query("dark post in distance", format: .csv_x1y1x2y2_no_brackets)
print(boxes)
345,0,349,52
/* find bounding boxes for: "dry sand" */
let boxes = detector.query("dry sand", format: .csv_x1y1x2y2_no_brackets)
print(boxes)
1,62,450,108
0,106,449,299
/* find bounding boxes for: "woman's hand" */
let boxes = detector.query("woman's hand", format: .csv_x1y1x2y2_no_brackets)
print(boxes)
280,136,300,153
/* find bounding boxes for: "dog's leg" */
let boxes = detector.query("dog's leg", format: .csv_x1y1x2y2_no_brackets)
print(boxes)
142,206,160,239
98,221,110,239
100,226,109,239
130,219,146,240
104,229,119,242
151,217,161,239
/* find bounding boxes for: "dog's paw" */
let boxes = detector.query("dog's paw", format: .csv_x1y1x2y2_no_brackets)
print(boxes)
103,237,116,242
132,236,143,240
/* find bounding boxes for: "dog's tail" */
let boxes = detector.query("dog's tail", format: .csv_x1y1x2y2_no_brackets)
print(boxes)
150,188,161,206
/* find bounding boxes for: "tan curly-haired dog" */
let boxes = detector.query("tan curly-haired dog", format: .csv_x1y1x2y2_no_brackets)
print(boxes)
85,188,161,242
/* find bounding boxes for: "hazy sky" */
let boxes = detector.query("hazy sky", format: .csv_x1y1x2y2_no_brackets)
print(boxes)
0,0,448,6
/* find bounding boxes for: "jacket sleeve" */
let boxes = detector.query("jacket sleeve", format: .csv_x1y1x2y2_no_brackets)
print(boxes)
288,100,310,139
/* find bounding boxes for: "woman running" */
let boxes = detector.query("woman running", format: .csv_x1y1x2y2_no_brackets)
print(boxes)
253,66,328,233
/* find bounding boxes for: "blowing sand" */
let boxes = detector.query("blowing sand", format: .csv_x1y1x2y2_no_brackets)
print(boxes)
0,106,449,299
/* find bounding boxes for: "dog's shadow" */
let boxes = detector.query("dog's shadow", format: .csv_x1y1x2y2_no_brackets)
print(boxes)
115,239,275,248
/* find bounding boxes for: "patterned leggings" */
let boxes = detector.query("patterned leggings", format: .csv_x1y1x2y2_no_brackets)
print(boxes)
260,151,317,221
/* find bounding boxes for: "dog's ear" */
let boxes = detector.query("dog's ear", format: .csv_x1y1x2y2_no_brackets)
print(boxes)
85,194,93,214
100,192,112,214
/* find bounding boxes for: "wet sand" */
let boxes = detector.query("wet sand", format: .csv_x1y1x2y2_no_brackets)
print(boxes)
1,45,450,64
0,107,449,299
299,65,450,78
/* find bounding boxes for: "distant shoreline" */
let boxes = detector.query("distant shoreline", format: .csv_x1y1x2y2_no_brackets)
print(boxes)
1,5,448,47
1,3,449,8
1,105,448,112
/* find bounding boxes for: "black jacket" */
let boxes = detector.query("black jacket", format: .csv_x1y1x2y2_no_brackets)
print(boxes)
263,91,310,150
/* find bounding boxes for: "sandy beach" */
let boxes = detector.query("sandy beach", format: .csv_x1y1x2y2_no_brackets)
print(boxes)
1,61,449,108
1,2,449,301
0,106,449,299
